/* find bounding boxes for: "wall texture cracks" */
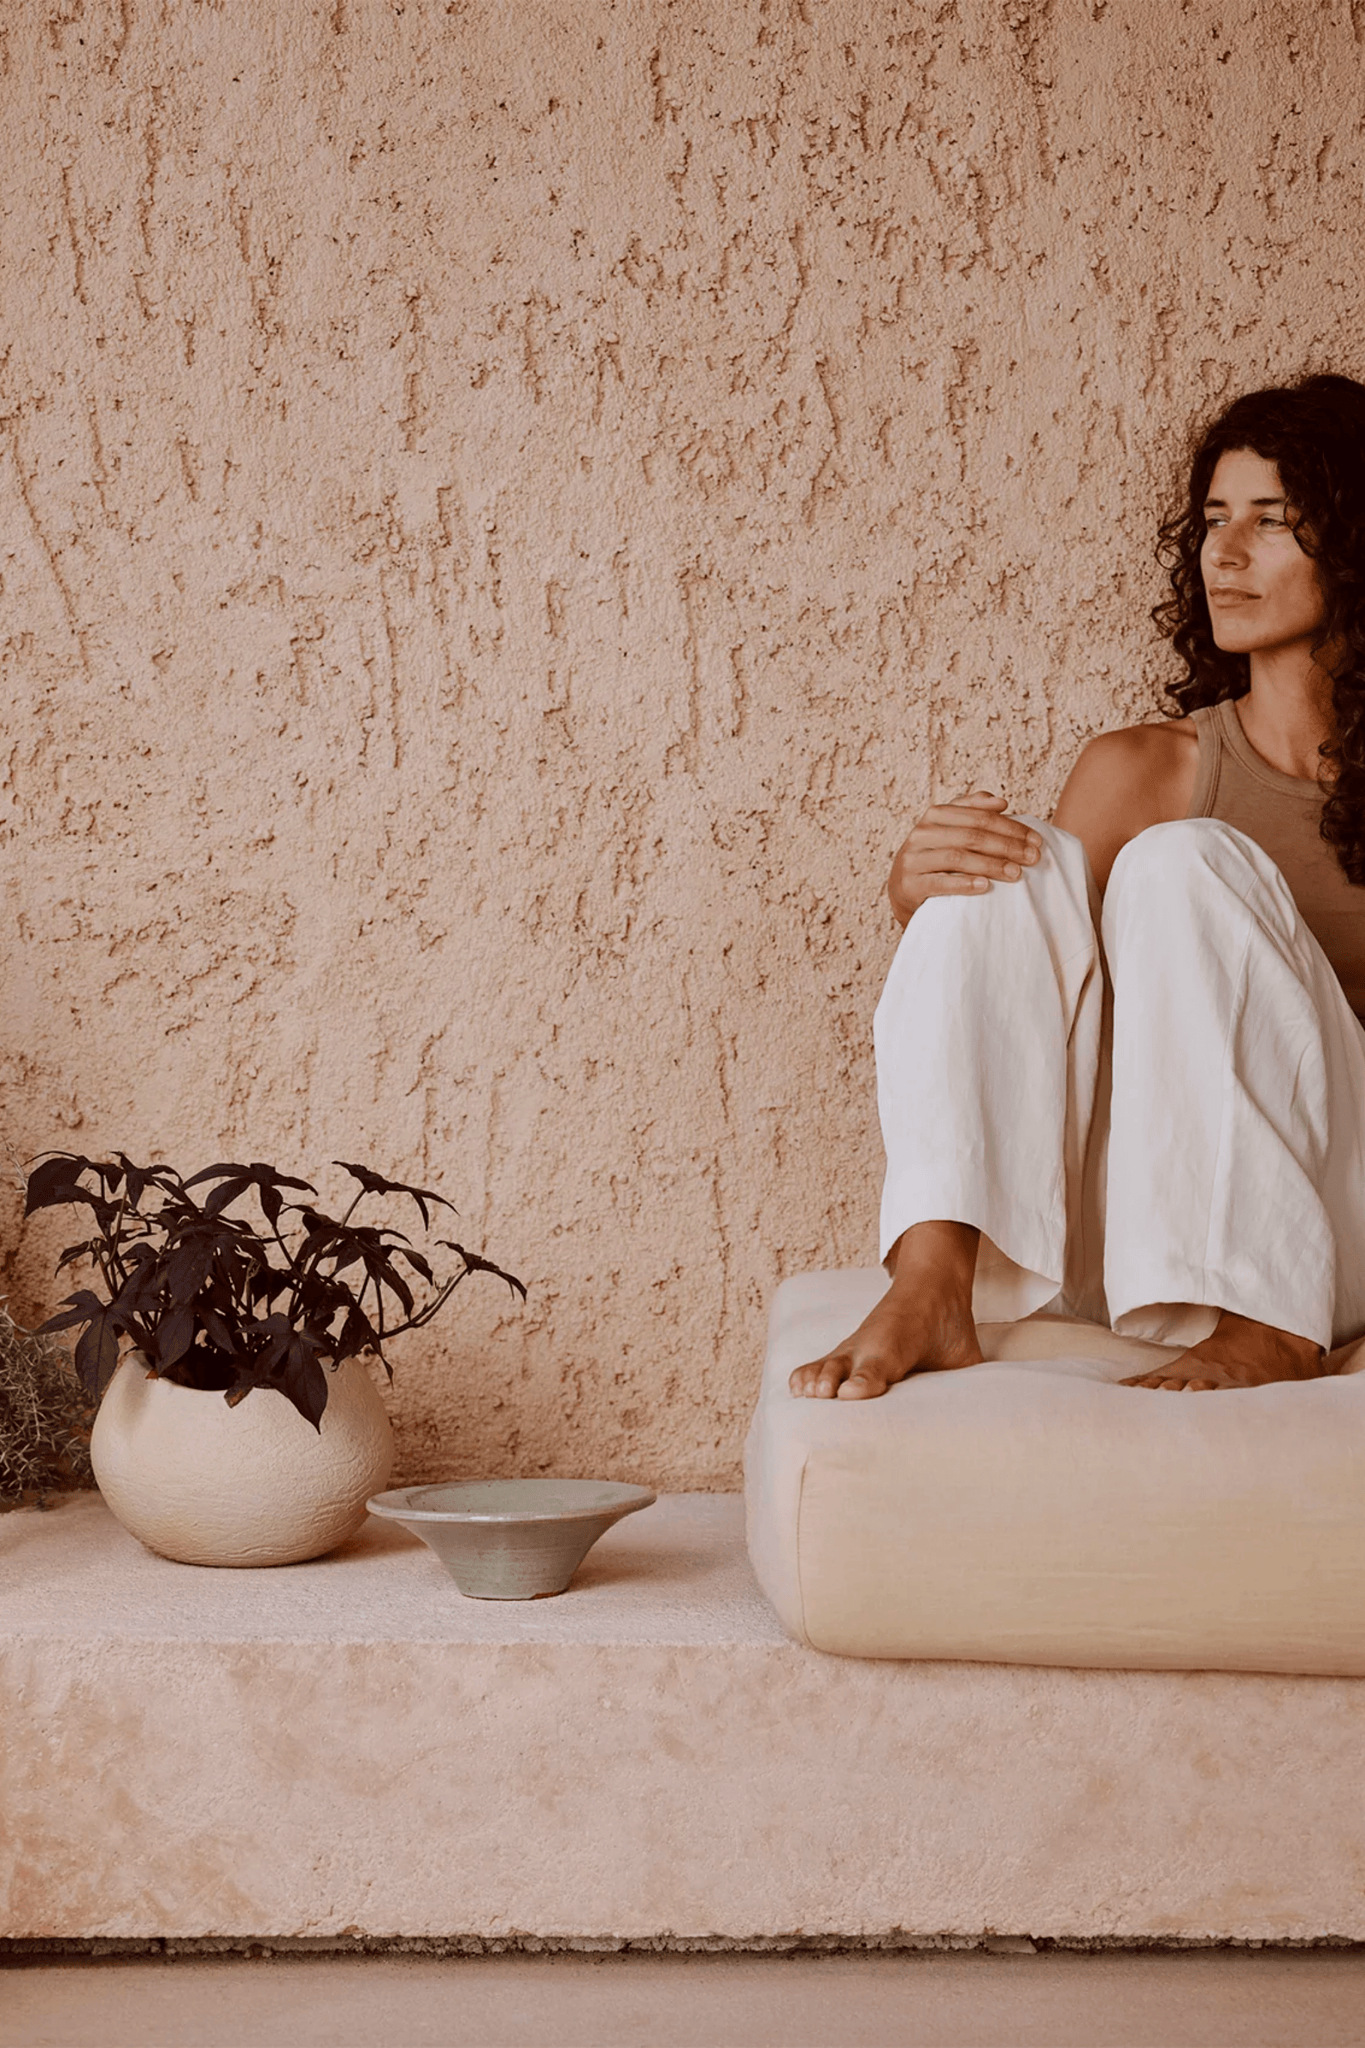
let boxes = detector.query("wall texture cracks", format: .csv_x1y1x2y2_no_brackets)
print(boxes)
2,0,1362,1486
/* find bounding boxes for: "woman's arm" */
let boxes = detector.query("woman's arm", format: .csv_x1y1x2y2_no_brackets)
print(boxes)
886,720,1198,923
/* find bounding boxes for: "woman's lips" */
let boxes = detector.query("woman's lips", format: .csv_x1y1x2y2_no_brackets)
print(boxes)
1208,588,1258,604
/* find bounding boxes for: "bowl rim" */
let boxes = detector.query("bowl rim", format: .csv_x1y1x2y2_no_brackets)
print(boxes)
366,1479,657,1525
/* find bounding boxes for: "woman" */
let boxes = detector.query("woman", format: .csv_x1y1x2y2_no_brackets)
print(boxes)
792,373,1365,1401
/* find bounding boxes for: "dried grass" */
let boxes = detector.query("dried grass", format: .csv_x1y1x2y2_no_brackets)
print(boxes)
0,1300,94,1509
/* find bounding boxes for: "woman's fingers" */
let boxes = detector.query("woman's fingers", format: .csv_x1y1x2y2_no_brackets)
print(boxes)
919,873,993,896
888,792,1044,923
914,854,1021,890
948,788,1010,809
902,833,1042,884
1120,1369,1231,1391
919,812,1043,856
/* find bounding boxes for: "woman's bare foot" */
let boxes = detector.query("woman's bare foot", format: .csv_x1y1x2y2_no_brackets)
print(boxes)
1121,1309,1325,1391
789,1221,984,1399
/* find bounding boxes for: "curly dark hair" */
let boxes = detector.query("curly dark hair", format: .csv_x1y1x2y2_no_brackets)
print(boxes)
1153,372,1365,882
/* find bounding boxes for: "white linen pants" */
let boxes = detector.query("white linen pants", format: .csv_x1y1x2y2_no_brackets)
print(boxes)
875,818,1365,1349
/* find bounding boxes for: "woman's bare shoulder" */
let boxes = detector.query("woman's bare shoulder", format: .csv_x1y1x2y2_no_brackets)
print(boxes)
1069,715,1197,768
1053,717,1200,887
1061,718,1197,801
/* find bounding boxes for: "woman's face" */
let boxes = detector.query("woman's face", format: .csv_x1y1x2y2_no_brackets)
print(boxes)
1200,447,1326,658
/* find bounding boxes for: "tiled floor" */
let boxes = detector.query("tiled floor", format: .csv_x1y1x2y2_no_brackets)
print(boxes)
6,1947,1365,2048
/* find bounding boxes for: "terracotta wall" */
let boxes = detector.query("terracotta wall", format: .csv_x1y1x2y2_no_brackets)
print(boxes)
3,0,1361,1487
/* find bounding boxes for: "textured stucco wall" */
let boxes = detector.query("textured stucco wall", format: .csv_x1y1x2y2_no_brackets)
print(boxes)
2,0,1363,1489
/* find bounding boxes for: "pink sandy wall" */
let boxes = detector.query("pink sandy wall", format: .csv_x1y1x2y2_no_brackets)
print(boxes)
2,0,1361,1488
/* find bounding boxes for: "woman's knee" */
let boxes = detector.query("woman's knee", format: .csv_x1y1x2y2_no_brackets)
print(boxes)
1104,819,1295,951
1107,818,1271,904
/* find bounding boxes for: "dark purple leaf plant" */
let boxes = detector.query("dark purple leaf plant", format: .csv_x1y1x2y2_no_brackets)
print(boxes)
25,1154,526,1430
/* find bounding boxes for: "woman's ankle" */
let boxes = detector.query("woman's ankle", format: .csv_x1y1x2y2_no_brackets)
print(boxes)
885,1220,980,1296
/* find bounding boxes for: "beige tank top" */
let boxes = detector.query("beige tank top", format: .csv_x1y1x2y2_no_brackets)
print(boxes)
1188,697,1365,1017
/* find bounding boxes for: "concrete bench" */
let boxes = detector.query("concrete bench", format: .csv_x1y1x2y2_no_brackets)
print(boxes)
4,1489,1365,1946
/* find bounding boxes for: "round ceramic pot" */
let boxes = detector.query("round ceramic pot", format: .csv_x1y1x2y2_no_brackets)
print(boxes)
90,1351,394,1567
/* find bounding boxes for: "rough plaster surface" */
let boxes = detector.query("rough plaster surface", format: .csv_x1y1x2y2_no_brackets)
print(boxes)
6,1493,1365,1944
2,2,1363,1487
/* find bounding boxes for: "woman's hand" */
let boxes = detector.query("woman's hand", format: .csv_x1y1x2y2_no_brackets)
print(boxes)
887,791,1043,927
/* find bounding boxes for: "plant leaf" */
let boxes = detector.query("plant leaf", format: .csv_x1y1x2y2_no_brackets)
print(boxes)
199,1303,238,1355
54,1238,100,1274
155,1304,196,1371
24,1155,92,1216
113,1153,179,1211
335,1302,381,1362
58,1299,122,1398
38,1288,108,1337
184,1162,317,1222
24,1154,122,1225
438,1242,528,1300
334,1161,454,1230
281,1339,330,1430
393,1246,435,1285
165,1234,218,1303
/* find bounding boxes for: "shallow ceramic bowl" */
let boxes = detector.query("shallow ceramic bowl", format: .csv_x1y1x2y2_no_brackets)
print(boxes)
366,1478,657,1598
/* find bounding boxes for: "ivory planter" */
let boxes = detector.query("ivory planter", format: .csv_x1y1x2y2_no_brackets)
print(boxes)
90,1352,394,1567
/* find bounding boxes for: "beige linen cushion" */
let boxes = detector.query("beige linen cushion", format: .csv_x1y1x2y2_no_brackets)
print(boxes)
744,1270,1365,1673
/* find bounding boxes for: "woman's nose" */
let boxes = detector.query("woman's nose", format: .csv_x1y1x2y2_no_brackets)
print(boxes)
1208,524,1248,566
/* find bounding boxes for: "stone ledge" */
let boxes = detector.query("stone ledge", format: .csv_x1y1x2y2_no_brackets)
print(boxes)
4,1495,1365,1945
